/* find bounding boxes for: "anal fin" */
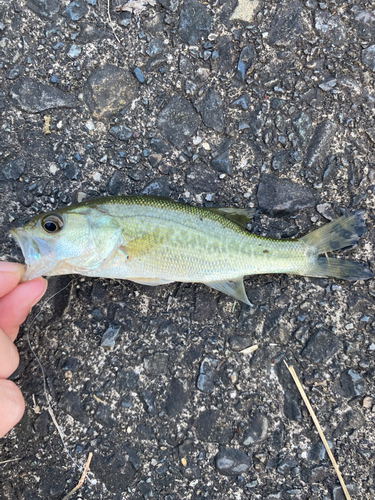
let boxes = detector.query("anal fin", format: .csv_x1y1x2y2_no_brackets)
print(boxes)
128,277,175,286
206,278,252,305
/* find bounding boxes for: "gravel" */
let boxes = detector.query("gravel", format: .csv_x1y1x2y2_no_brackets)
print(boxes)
0,1,375,499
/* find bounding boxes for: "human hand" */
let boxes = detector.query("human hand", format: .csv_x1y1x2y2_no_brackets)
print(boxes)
0,262,47,438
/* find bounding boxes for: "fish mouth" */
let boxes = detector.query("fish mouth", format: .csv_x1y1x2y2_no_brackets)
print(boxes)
10,228,56,281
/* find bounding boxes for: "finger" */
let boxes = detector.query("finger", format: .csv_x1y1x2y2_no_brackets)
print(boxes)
0,278,48,341
0,262,25,298
0,328,20,378
0,380,25,438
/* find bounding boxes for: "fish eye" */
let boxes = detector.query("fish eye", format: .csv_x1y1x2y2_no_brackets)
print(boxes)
42,214,64,234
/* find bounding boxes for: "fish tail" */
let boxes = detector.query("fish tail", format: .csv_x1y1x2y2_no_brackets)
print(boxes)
300,210,373,281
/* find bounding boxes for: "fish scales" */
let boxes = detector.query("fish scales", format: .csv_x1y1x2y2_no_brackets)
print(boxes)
11,195,373,304
71,196,309,281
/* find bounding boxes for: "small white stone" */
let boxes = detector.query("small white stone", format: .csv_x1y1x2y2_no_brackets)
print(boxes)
77,191,87,203
193,136,202,145
202,141,211,150
85,119,95,131
93,172,101,181
345,323,354,330
49,164,58,174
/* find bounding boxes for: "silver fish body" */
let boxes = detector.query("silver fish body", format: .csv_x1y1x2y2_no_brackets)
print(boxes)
11,196,373,304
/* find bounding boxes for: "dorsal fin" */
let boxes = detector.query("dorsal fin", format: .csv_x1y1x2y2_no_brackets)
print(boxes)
206,207,258,228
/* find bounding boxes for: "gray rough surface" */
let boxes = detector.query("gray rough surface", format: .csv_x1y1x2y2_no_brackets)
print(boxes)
0,1,375,499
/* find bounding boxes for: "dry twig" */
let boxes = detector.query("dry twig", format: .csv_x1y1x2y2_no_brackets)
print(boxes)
108,0,121,44
239,344,258,354
61,452,93,500
284,361,351,500
0,458,21,465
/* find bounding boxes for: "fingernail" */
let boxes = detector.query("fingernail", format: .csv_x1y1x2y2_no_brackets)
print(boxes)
0,262,24,274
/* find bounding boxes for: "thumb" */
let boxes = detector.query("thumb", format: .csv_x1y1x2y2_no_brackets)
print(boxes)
0,380,25,438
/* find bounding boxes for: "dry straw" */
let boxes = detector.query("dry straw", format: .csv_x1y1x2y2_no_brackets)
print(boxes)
284,361,351,500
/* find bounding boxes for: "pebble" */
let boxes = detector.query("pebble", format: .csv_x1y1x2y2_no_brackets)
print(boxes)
10,77,77,113
67,44,81,59
141,178,170,197
302,328,340,363
157,95,201,147
64,163,79,180
85,64,139,120
193,409,232,444
197,356,219,393
277,455,299,475
109,125,132,141
116,370,139,391
27,0,60,19
101,325,121,349
38,468,66,497
303,120,337,169
332,484,358,500
236,46,254,81
133,67,145,83
62,0,88,21
263,307,286,335
178,0,211,45
200,89,224,133
59,391,87,423
268,1,306,45
362,45,375,72
146,38,164,57
257,173,317,214
214,448,251,476
91,452,136,493
144,352,169,375
141,389,156,414
271,151,295,173
316,202,334,220
230,95,250,110
3,158,25,180
211,151,230,174
339,369,365,398
243,411,268,445
165,378,190,417
318,79,337,92
6,65,22,80
291,112,312,145
228,335,253,352
315,11,347,46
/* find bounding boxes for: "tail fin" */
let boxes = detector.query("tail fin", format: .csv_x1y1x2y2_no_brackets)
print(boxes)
301,210,366,253
306,256,373,281
301,210,373,281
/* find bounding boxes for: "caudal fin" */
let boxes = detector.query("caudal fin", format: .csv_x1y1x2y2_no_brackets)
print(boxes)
300,210,373,281
301,210,366,253
305,256,373,281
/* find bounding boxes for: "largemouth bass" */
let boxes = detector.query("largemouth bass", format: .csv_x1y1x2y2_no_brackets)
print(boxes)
10,196,373,305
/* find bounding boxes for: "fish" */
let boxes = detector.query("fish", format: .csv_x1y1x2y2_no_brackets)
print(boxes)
10,195,373,305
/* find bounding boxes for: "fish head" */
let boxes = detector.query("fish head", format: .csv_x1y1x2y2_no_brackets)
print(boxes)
10,209,93,281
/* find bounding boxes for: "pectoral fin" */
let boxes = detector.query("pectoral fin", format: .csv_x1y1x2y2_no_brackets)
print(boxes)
206,207,258,228
206,278,252,305
121,229,167,260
